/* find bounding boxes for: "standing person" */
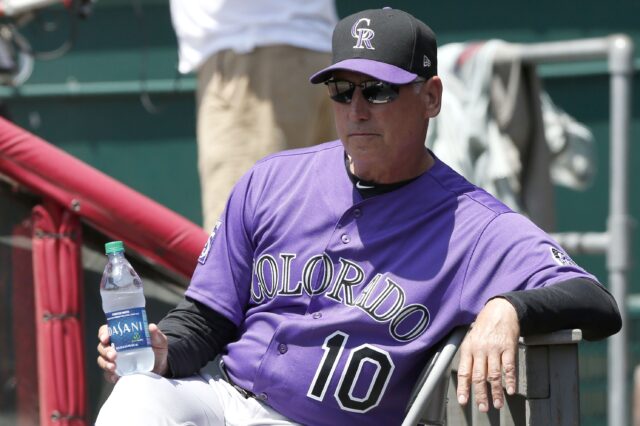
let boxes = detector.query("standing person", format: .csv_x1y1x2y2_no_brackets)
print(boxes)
169,0,338,231
97,8,621,425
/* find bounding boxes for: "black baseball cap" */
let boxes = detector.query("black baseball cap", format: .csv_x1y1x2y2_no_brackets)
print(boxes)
310,8,437,85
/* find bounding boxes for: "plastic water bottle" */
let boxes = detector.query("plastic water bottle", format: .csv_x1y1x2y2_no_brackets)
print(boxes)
100,241,154,375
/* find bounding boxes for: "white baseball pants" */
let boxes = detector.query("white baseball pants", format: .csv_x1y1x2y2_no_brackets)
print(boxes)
95,372,300,426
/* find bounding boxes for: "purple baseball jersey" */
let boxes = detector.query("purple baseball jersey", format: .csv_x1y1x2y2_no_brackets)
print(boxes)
187,141,594,426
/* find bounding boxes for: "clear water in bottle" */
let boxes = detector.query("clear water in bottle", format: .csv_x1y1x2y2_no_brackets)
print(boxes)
100,241,154,376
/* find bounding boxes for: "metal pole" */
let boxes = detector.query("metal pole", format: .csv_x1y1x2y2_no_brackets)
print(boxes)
495,34,635,425
0,78,197,98
550,231,609,255
401,327,468,426
607,34,634,426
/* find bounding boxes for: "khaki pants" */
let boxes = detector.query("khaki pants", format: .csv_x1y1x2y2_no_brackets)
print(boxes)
196,45,336,231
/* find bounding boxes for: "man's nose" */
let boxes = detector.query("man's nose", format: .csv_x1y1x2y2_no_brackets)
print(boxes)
348,88,371,121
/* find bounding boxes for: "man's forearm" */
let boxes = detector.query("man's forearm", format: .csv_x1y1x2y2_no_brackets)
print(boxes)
158,296,238,377
496,278,621,340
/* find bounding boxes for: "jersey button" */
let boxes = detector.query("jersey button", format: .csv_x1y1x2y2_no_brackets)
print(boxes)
341,234,350,244
278,343,288,354
353,208,362,218
257,393,268,401
312,312,322,319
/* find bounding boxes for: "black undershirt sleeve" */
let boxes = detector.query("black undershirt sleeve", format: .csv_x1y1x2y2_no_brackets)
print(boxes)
158,278,620,377
495,277,622,341
157,296,238,378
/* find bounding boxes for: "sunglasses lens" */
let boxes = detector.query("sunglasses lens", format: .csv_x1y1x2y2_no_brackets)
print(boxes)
362,81,400,104
327,80,355,104
326,80,401,104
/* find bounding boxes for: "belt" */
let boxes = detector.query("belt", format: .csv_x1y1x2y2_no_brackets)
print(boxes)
232,384,257,399
218,358,257,399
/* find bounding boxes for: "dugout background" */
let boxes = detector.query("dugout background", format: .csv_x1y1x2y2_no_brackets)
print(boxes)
0,0,638,424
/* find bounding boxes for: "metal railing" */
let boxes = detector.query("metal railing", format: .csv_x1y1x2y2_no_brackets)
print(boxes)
495,35,635,426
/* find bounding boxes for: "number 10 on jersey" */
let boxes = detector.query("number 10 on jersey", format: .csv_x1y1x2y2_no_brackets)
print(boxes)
306,331,395,413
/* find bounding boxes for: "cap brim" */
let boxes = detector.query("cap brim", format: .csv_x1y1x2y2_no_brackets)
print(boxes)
309,58,418,84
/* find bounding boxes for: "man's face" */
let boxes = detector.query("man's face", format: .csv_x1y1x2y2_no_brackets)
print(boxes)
330,70,441,183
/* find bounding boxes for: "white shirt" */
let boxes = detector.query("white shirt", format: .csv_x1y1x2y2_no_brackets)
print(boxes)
169,0,338,74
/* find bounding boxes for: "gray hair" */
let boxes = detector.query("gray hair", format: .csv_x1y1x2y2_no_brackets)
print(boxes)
412,77,426,94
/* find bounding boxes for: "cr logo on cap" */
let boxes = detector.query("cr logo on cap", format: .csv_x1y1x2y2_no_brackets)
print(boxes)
351,18,375,50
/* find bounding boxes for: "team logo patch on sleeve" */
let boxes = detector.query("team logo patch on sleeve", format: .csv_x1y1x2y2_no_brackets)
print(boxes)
198,220,222,265
550,246,577,266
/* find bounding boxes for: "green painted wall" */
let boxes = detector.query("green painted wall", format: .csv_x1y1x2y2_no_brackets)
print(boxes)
1,1,638,424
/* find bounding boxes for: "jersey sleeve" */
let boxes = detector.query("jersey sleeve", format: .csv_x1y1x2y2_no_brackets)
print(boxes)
459,212,598,317
185,169,258,326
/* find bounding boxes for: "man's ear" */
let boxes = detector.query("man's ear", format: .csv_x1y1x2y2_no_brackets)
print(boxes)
422,76,443,118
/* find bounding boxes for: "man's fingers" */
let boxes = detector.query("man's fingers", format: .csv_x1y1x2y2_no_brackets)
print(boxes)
471,355,489,413
98,324,109,344
97,323,168,379
461,298,520,411
97,323,115,366
487,353,504,409
149,323,167,347
96,340,117,365
102,370,119,384
96,354,116,372
458,348,518,412
147,323,170,376
96,346,117,373
502,349,517,395
96,323,120,382
96,338,116,360
456,346,473,405
457,338,518,412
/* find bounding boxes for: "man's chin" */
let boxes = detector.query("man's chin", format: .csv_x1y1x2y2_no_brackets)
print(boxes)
347,156,383,177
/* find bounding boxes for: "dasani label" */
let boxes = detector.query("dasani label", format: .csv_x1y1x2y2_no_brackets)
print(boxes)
106,307,151,352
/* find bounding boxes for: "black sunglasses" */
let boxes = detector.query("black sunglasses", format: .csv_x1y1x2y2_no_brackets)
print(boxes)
325,78,425,104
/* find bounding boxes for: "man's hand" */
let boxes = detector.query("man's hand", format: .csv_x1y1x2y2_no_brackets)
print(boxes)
456,298,519,412
96,323,169,383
